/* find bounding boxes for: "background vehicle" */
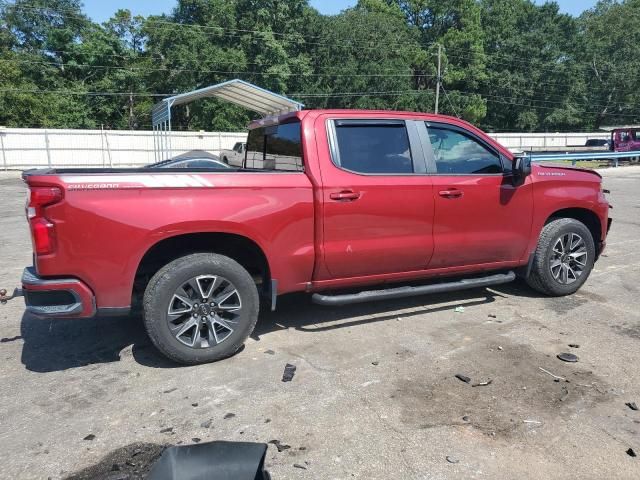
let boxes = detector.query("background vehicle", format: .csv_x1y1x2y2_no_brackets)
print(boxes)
15,110,611,365
608,127,640,152
220,142,246,166
146,150,231,169
585,138,610,149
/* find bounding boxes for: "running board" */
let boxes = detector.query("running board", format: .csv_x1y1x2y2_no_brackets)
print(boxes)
311,271,516,307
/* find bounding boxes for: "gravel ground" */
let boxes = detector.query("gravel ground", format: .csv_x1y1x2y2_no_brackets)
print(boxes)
0,167,639,479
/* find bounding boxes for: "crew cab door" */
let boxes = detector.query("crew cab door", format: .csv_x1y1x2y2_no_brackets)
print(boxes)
421,121,533,269
315,115,434,279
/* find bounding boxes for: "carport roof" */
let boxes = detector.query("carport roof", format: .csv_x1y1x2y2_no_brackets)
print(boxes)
154,79,304,123
600,125,640,131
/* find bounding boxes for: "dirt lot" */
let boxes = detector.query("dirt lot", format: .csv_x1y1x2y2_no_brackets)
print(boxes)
0,167,639,479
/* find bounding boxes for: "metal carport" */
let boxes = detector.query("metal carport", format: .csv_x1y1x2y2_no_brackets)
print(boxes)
151,79,304,161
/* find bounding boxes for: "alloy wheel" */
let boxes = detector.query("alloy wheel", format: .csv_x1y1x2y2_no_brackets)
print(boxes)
167,275,242,348
550,233,588,285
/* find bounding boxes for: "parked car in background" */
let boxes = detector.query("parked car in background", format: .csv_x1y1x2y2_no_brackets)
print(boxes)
585,138,610,149
146,150,231,170
14,110,611,365
220,142,246,166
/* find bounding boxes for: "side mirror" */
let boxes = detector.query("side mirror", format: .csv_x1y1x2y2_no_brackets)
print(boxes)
513,155,531,185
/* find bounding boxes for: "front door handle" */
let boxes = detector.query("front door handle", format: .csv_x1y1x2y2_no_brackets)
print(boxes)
330,190,361,201
438,189,463,199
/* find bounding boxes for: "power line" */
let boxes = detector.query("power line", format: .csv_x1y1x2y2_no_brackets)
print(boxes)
0,57,424,79
0,86,638,118
3,0,617,80
0,2,424,56
8,1,640,93
2,56,635,111
440,85,461,118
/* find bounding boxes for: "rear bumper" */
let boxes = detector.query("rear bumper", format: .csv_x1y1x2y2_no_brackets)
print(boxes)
22,267,96,318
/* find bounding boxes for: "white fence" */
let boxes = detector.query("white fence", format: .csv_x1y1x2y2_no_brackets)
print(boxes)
0,128,248,169
0,127,611,169
488,132,609,152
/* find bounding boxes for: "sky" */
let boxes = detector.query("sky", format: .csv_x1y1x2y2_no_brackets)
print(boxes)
84,0,599,23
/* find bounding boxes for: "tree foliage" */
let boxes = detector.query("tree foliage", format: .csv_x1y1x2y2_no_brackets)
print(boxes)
0,0,638,131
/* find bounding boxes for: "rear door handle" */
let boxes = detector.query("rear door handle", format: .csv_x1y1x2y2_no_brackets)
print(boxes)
330,190,361,201
438,189,463,199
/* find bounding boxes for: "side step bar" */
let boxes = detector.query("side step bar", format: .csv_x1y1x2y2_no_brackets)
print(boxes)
311,271,516,307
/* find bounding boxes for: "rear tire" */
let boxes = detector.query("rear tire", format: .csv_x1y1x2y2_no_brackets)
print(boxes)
526,218,596,296
143,253,259,365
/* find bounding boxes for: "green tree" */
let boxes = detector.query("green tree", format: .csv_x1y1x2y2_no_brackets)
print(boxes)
479,0,584,132
579,0,640,128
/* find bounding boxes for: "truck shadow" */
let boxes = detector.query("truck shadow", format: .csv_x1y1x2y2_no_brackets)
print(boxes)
20,286,502,372
252,287,501,340
19,312,177,373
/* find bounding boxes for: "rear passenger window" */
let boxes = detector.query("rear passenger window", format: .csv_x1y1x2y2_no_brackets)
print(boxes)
427,125,503,174
245,120,303,171
332,121,413,174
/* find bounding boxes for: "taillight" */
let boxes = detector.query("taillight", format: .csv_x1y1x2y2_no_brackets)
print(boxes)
28,186,62,255
31,217,56,254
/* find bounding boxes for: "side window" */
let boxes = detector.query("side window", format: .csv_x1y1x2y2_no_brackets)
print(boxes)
332,121,414,174
245,121,303,171
427,125,503,174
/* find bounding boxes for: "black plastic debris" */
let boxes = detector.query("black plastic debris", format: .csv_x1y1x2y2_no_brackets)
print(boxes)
446,456,460,464
627,448,636,458
264,349,275,355
160,427,173,434
455,374,471,384
371,361,379,366
224,413,236,420
282,364,296,382
192,438,201,443
191,403,199,407
163,387,177,394
0,335,22,343
293,463,307,470
83,434,96,441
626,402,639,411
147,441,270,480
462,416,470,422
568,344,580,348
557,353,578,363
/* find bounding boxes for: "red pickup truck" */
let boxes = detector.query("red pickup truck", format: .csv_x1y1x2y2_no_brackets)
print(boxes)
14,110,611,364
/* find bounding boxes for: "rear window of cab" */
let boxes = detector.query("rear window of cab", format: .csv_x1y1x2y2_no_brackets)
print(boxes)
245,120,303,171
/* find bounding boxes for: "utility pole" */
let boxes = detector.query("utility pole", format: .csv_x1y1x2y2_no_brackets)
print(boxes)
435,44,442,114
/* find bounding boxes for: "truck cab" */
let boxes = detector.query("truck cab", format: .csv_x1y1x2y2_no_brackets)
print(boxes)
609,127,640,152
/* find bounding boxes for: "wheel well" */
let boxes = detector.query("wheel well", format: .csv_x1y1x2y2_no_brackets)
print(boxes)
547,208,602,253
133,233,270,306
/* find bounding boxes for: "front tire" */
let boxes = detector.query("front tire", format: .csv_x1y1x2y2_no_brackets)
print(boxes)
143,253,259,365
526,218,596,296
